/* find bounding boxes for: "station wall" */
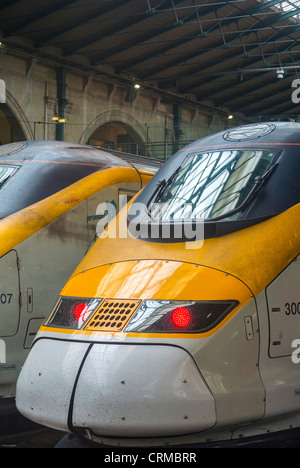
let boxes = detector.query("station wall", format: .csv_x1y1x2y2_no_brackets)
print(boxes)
0,52,242,158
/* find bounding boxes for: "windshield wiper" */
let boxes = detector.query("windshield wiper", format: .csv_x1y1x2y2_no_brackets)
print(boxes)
145,178,167,220
146,166,183,220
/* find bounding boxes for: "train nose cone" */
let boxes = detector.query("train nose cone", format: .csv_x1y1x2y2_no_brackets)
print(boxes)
71,343,216,437
16,339,216,438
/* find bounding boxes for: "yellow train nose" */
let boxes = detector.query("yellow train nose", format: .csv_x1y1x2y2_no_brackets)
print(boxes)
43,259,253,338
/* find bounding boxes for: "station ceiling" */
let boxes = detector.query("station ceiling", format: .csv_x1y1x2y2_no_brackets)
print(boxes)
1,0,300,120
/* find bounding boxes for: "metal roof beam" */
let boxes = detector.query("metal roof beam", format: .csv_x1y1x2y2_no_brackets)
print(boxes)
241,90,300,114
2,0,80,37
190,43,300,102
226,76,293,109
0,0,24,10
175,21,300,94
64,0,185,56
209,72,288,105
263,99,300,115
91,1,231,66
114,9,242,72
36,0,135,47
204,73,275,104
217,61,300,105
269,7,300,21
137,1,299,83
136,7,284,80
230,77,297,112
250,0,291,12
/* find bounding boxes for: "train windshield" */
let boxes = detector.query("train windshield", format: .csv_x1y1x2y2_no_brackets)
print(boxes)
150,149,276,221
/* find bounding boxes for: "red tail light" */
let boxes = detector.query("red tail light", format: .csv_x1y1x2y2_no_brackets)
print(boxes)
74,303,90,322
171,307,191,328
45,297,101,330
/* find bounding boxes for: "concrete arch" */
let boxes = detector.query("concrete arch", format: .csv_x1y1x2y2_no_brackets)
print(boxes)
79,110,148,155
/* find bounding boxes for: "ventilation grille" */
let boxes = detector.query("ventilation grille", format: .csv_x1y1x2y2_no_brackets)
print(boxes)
84,299,141,332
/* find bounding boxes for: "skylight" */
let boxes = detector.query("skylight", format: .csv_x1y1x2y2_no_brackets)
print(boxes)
279,0,300,18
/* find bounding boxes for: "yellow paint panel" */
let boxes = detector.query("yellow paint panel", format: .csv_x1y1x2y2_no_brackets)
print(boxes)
73,202,300,297
42,260,251,339
0,166,142,259
61,260,251,303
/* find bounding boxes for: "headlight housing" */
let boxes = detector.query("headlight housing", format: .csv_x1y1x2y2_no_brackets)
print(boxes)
45,297,102,330
124,299,239,334
45,297,238,334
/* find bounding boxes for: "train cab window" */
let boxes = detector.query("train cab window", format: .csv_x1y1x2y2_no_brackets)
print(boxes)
150,149,277,221
0,166,17,188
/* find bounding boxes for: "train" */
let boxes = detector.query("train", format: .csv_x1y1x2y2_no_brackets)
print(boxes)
16,122,300,447
0,140,160,432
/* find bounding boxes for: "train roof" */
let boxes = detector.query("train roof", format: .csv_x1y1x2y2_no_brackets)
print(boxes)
0,140,162,219
180,122,300,151
0,140,162,170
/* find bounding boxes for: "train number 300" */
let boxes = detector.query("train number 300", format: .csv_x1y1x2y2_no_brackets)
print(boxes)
285,302,300,315
0,293,12,304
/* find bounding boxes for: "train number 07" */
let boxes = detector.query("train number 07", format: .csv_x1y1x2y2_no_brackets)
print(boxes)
0,293,12,304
